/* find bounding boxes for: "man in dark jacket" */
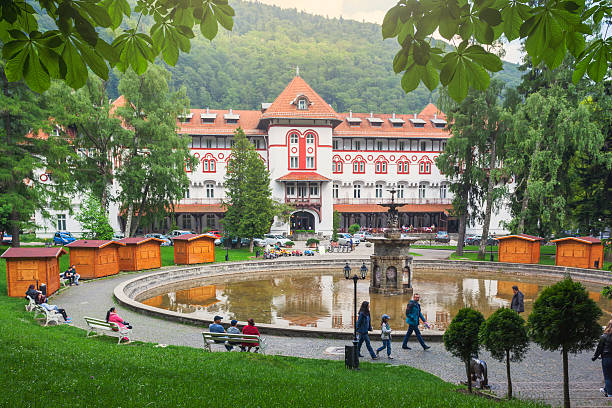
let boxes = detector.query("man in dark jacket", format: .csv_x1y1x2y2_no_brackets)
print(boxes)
593,321,612,397
511,286,524,314
402,293,431,350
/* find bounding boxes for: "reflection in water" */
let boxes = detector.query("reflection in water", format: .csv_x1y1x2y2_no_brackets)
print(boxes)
140,269,612,331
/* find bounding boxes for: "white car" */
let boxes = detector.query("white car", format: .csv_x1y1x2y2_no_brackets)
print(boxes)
253,237,266,247
264,234,291,246
353,231,373,241
338,233,360,246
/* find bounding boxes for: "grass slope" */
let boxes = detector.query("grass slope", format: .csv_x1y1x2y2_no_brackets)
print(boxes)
0,254,545,407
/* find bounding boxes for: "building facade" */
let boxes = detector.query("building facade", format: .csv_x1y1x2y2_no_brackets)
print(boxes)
35,75,510,238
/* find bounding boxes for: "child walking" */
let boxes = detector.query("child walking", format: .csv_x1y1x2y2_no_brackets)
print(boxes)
376,314,393,359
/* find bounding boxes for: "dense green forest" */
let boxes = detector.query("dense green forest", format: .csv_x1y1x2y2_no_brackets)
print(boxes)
101,0,521,113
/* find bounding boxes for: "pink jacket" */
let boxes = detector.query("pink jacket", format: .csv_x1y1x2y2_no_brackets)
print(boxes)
108,312,127,329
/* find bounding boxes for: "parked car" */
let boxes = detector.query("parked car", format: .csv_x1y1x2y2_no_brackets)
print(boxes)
353,231,374,241
218,237,250,247
112,232,124,240
168,230,193,244
1,233,12,244
337,233,360,246
206,230,222,238
435,231,450,243
144,233,171,246
264,234,292,247
472,235,497,246
464,234,479,245
253,237,266,247
53,231,76,246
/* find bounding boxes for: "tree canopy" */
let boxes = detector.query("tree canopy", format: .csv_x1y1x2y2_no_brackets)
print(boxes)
0,0,235,93
382,0,611,102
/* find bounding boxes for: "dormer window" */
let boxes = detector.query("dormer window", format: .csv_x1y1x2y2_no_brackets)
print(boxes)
201,110,217,124
291,94,312,110
409,114,426,128
298,98,307,110
224,109,240,124
178,113,193,123
367,114,384,127
431,118,447,128
389,114,405,128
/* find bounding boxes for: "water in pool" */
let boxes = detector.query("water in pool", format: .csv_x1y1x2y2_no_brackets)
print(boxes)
139,269,611,330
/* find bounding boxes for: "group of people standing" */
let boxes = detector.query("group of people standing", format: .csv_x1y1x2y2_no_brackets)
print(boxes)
356,293,431,360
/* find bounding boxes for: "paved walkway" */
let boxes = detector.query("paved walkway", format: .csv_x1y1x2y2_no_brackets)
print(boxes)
52,249,609,408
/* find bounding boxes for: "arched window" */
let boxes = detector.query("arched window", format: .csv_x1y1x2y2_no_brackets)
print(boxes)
374,157,388,174
202,154,216,173
332,156,343,174
418,157,432,174
306,134,315,144
352,156,365,174
397,157,410,174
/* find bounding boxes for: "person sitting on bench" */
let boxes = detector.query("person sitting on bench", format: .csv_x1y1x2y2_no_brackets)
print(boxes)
62,265,80,286
26,285,71,323
209,315,232,351
241,318,261,352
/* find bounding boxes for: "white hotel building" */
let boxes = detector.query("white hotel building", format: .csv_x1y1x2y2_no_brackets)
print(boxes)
36,75,510,237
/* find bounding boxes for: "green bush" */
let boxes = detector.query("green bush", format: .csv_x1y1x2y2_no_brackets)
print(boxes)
480,308,529,399
348,224,360,234
306,238,320,246
443,307,485,393
528,278,602,408
285,241,294,247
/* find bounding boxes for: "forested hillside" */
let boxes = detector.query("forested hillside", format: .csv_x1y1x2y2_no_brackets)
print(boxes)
105,0,521,112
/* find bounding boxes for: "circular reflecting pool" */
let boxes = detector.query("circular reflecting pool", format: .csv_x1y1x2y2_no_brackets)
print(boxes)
138,269,611,331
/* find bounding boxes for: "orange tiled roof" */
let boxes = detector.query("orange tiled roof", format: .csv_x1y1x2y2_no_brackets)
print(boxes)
334,204,452,213
260,76,342,122
334,109,449,139
551,236,602,244
177,109,266,135
496,234,544,241
276,172,331,181
420,103,446,118
174,204,226,213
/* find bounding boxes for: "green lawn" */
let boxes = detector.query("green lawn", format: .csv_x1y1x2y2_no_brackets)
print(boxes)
0,265,545,408
413,244,557,255
449,251,556,264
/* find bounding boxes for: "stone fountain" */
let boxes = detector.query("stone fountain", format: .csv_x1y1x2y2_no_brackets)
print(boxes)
369,189,418,296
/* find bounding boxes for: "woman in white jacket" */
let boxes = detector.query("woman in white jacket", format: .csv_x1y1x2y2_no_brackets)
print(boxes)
376,314,393,359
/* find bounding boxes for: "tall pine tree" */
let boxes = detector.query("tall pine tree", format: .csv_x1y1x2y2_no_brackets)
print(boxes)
223,128,275,252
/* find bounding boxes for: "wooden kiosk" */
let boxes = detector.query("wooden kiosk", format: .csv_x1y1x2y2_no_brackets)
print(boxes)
173,234,215,265
66,240,125,279
117,237,164,271
496,234,544,264
551,236,604,269
2,247,66,297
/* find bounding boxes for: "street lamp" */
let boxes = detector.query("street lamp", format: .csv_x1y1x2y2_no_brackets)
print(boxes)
225,233,230,262
343,261,368,369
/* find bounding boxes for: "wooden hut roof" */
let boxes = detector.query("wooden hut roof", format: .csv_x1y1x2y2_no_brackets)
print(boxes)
66,240,125,248
118,237,165,245
172,234,216,242
1,247,67,258
495,234,544,242
551,236,602,244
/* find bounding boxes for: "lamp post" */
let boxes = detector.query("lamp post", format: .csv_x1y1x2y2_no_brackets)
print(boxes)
343,261,368,369
225,233,230,262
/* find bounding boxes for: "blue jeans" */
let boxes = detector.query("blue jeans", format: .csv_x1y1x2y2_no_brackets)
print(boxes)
603,357,612,395
402,325,427,348
357,333,376,358
377,339,391,356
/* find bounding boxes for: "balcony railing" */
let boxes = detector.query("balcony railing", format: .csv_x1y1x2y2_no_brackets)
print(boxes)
285,197,322,206
177,198,223,205
332,198,452,205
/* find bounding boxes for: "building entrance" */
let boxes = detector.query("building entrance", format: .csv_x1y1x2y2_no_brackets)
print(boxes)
291,211,315,231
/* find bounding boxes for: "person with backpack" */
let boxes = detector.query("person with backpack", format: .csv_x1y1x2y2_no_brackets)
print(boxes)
356,301,378,360
401,293,431,351
593,320,612,397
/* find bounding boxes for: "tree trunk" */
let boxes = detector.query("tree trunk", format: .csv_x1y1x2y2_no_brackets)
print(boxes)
457,212,467,256
506,349,512,399
131,183,150,237
125,203,133,238
249,237,254,253
562,346,570,408
478,138,497,260
465,359,472,393
517,138,542,234
10,210,20,248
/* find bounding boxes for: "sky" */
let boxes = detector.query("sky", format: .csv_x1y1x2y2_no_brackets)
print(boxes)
250,0,524,63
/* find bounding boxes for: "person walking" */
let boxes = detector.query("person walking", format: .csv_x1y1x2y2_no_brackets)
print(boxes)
510,285,524,314
356,301,378,360
593,320,612,397
376,314,393,359
402,293,431,350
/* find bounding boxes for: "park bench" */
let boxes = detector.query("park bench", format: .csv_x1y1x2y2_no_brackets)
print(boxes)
84,316,131,344
33,305,63,326
25,295,36,312
202,331,267,354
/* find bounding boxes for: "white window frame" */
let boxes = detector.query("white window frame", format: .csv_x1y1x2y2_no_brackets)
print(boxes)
290,156,299,169
306,156,315,169
418,183,427,199
353,184,361,199
375,184,383,198
206,183,215,198
57,214,66,231
332,184,339,199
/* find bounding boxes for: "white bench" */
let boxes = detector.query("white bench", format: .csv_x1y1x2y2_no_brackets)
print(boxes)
84,316,131,344
202,331,267,354
34,305,63,326
25,296,37,312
